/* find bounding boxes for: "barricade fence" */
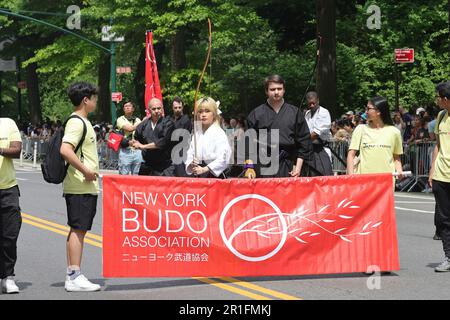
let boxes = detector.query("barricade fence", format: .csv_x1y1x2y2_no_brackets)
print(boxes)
20,136,435,192
21,137,119,170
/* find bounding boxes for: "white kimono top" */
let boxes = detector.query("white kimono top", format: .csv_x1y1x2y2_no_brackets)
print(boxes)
185,123,232,177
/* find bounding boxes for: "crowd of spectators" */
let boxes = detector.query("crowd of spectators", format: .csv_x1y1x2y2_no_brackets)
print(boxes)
16,104,440,190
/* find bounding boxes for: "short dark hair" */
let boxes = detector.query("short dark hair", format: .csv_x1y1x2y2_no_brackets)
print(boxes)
306,91,319,101
173,96,184,105
67,82,98,106
369,96,393,126
436,81,450,99
123,101,134,108
264,74,285,91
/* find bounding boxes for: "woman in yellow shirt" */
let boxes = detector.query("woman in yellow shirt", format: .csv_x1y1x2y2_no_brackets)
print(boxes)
346,96,404,177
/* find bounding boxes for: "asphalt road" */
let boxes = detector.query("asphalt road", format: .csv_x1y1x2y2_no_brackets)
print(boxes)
1,162,446,301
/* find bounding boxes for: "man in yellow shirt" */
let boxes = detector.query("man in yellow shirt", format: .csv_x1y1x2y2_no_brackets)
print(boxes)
429,81,450,272
60,82,101,291
116,101,142,175
0,118,22,294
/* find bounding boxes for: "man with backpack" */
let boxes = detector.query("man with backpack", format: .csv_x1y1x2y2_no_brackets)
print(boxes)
0,118,22,294
59,82,101,291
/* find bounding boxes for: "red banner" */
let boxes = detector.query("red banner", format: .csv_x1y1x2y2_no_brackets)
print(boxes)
145,31,163,117
103,174,399,277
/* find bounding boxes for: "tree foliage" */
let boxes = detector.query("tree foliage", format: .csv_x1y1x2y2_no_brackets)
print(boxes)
0,0,448,123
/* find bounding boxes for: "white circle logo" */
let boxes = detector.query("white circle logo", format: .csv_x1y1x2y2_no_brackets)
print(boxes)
219,194,288,262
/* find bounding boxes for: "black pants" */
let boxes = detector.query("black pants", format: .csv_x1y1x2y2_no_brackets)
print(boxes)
138,163,175,177
256,158,293,178
307,144,333,177
0,185,21,278
434,203,441,235
432,180,450,258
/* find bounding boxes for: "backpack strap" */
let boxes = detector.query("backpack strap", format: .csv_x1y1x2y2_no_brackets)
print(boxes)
437,110,448,128
63,114,88,173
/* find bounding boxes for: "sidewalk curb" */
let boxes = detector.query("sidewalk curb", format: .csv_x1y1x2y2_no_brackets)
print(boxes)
14,160,118,175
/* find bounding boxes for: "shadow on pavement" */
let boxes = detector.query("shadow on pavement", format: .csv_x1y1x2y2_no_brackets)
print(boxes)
103,278,203,292
50,279,107,288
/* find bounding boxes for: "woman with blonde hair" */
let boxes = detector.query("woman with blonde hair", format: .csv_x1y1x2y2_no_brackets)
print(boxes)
185,97,231,178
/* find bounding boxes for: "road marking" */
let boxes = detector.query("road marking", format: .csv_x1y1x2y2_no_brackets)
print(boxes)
394,194,435,200
22,218,102,248
16,178,28,181
218,276,301,300
21,213,102,242
395,201,435,204
193,277,272,300
395,207,434,214
21,212,301,300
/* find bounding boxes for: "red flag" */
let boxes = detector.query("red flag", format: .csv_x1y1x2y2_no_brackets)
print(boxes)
145,31,163,117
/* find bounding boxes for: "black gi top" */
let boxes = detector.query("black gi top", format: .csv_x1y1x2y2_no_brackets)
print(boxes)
246,102,312,177
171,114,192,132
134,116,175,169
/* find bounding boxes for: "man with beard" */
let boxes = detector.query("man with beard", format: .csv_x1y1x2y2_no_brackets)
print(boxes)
169,96,192,177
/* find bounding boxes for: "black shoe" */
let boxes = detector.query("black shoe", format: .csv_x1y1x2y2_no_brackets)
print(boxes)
433,233,442,240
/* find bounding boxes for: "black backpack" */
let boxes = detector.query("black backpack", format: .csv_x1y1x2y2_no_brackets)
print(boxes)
41,114,87,184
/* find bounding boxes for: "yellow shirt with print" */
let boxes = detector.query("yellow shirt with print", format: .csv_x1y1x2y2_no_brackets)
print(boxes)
0,118,22,190
116,115,141,139
433,110,450,182
62,114,99,194
349,124,403,174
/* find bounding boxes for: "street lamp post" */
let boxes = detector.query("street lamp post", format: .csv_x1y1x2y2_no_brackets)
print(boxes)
110,42,117,125
0,8,119,124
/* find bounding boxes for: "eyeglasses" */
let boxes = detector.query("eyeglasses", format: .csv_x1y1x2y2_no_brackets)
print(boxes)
366,106,377,111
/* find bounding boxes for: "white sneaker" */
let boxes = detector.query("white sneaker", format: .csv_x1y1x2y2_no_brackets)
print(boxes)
1,277,19,294
65,274,101,292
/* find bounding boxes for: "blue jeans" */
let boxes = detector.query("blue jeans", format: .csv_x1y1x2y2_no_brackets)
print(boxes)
119,148,142,175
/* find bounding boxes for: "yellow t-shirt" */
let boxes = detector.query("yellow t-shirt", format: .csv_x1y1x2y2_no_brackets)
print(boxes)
349,124,403,174
62,114,99,194
0,118,22,190
116,115,141,139
433,110,450,182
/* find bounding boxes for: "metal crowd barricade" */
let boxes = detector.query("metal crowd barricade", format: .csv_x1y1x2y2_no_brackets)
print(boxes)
399,141,435,192
21,136,119,171
21,137,49,163
21,137,34,161
328,140,435,192
97,140,119,170
328,140,349,175
19,135,435,190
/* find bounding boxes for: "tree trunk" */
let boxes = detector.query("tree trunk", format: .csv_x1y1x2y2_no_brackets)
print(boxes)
316,0,337,118
170,28,187,71
97,54,111,123
25,62,42,125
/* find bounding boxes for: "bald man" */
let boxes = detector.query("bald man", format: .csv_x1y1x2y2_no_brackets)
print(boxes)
133,98,175,176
